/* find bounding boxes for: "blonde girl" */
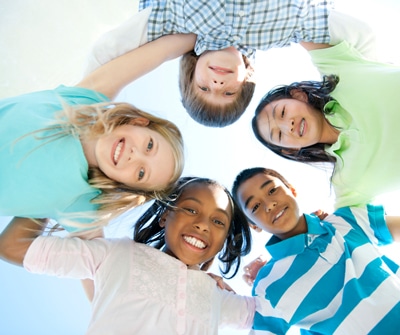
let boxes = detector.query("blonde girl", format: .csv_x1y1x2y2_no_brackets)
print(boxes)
0,33,196,232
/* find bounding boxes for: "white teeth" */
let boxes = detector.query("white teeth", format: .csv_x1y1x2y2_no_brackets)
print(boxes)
300,119,305,136
274,209,285,222
114,141,123,164
183,235,206,249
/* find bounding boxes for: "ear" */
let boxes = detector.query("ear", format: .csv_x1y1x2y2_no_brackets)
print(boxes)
159,211,169,228
289,89,308,102
249,223,262,233
290,186,297,197
131,117,150,127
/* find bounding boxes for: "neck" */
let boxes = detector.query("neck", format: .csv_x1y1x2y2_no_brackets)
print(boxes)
80,136,98,167
322,119,340,144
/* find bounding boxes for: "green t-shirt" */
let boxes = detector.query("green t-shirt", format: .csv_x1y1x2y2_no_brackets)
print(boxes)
0,85,109,231
310,41,400,208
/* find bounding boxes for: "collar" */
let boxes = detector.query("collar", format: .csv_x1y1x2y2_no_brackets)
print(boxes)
266,213,331,259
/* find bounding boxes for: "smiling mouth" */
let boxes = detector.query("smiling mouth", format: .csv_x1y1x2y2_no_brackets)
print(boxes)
183,235,207,249
272,207,287,224
299,119,305,137
113,139,124,165
209,66,233,74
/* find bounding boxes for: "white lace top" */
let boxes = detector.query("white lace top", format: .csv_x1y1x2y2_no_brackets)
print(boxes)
24,236,254,335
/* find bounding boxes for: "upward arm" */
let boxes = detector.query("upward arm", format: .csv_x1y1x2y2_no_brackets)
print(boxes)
385,216,400,242
300,41,330,51
77,33,196,100
0,218,46,266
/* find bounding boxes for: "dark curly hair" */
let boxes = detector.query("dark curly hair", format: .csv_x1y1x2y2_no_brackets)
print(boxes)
252,75,339,164
134,176,252,279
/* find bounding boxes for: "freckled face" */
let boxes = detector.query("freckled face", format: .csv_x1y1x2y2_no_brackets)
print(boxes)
93,124,175,190
194,46,248,106
162,183,232,266
236,173,306,240
257,98,327,149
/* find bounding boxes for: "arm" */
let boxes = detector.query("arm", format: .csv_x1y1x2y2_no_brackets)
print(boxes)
77,33,196,100
300,41,330,51
385,216,400,242
0,217,46,266
84,7,151,75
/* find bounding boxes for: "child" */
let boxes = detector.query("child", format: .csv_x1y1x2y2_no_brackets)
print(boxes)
87,1,376,127
0,176,254,334
0,33,196,233
252,40,400,210
231,167,400,335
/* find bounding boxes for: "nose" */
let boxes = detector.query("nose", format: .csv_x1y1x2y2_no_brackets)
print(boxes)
128,147,145,161
279,118,295,134
211,79,225,86
194,217,210,232
265,201,277,213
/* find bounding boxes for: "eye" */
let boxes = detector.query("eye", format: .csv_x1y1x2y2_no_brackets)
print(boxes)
199,86,209,92
251,203,260,214
212,218,226,226
281,107,285,118
138,168,145,181
147,138,153,152
268,187,277,195
183,207,197,215
224,92,234,96
278,131,282,142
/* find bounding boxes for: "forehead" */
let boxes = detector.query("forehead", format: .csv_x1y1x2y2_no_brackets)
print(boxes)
178,183,232,211
257,104,274,142
237,174,281,206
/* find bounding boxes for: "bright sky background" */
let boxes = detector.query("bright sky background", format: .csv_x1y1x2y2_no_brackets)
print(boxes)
1,1,400,334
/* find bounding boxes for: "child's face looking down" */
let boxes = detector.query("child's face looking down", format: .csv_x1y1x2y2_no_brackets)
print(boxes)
236,173,306,240
194,46,248,105
88,121,175,190
257,97,330,149
161,182,232,266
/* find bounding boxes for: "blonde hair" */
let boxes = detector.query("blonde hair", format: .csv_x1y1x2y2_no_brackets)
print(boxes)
179,51,255,127
42,102,185,228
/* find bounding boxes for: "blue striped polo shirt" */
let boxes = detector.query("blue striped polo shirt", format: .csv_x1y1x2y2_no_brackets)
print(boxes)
251,205,400,334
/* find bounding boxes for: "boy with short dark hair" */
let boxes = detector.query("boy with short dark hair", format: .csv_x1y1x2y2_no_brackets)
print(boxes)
232,167,400,335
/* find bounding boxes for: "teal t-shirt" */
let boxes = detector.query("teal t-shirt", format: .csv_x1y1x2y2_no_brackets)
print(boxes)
309,42,400,208
0,85,109,231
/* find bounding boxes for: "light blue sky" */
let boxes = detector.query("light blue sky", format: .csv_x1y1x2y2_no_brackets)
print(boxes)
1,1,400,334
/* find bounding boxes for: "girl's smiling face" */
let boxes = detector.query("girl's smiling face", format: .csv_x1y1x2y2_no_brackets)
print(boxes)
161,182,232,267
257,98,330,149
236,173,306,240
87,122,175,191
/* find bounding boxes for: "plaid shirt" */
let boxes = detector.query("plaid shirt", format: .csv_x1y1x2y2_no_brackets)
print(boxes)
139,0,334,57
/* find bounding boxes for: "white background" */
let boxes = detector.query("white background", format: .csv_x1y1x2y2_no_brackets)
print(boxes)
1,0,400,334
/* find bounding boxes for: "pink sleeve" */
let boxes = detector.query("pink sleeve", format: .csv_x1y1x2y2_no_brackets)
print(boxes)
23,236,112,279
219,290,255,329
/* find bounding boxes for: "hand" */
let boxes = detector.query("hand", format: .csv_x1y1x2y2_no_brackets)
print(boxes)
207,272,235,293
242,255,268,286
312,209,329,220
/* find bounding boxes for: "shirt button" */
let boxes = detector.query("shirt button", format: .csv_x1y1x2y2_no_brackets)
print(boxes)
233,36,240,41
238,10,245,17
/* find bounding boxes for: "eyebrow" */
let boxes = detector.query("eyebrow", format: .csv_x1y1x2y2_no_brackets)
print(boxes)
181,196,231,220
244,179,273,209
